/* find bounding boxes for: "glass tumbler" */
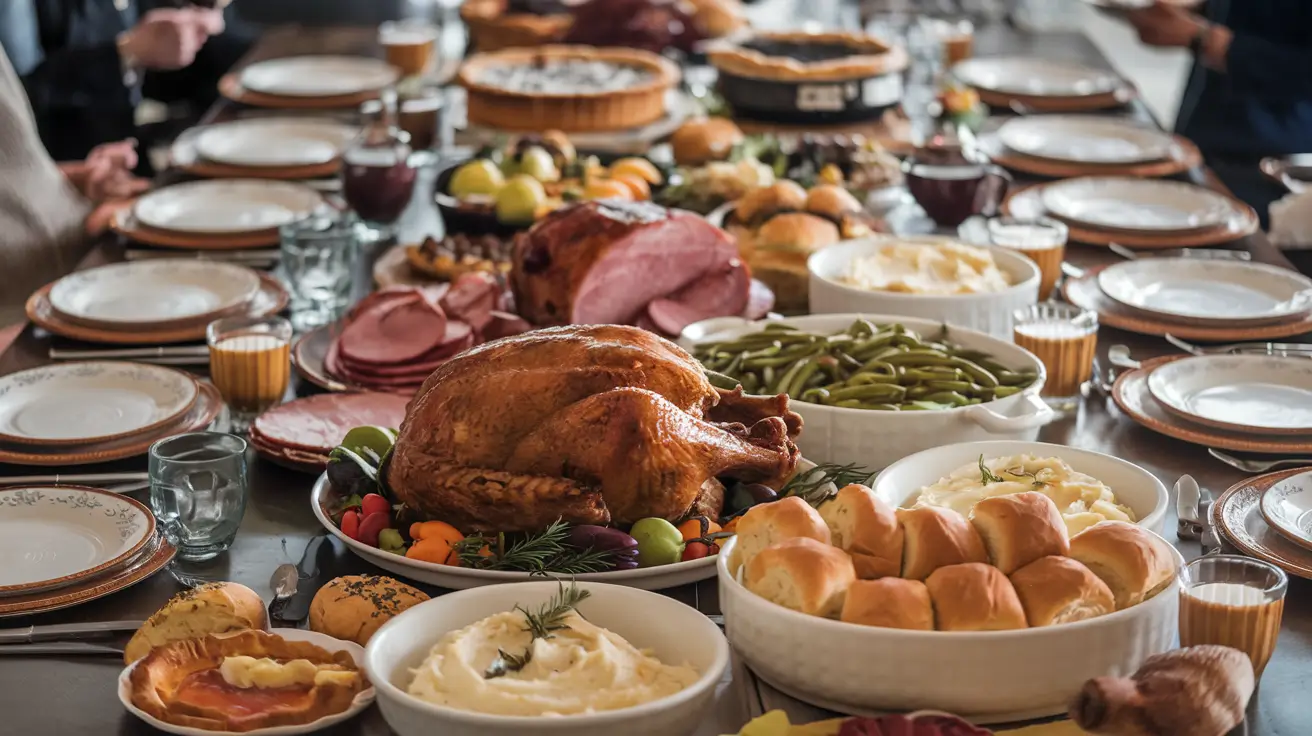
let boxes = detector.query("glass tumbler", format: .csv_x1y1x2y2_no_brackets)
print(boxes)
207,315,292,434
1012,303,1098,410
986,216,1068,301
1179,555,1287,678
280,212,360,331
149,432,249,561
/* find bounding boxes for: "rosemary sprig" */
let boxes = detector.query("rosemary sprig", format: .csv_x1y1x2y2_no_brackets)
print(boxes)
484,583,591,679
978,454,1006,484
781,462,877,508
1003,465,1054,490
453,519,617,575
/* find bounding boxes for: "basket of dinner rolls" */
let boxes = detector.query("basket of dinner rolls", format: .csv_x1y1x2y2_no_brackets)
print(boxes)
717,484,1183,723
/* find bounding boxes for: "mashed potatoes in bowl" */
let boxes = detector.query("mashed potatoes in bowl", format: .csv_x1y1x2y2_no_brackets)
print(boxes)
840,240,1014,295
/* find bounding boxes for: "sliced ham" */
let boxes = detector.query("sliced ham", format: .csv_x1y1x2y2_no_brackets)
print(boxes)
252,392,411,454
482,311,534,341
339,297,448,365
337,326,474,377
646,259,752,337
439,272,499,332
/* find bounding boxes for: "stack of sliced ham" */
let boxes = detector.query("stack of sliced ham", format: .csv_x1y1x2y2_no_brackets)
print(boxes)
251,392,411,473
325,273,531,394
511,200,775,338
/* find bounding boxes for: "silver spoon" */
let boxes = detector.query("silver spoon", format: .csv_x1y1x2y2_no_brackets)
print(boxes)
268,563,298,621
1208,449,1312,474
1108,344,1140,370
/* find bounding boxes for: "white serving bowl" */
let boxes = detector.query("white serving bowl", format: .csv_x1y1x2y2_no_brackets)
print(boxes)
718,534,1182,723
874,439,1170,534
681,314,1054,469
365,581,729,736
808,236,1041,339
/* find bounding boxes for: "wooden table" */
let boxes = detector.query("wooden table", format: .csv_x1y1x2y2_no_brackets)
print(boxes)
1,22,1309,736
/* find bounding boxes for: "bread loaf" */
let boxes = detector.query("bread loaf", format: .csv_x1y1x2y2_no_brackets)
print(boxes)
897,506,988,580
125,582,268,664
1010,555,1115,627
729,495,831,573
309,575,430,646
971,492,1070,575
818,484,904,579
925,562,1027,631
1069,521,1176,609
744,537,855,618
840,577,934,631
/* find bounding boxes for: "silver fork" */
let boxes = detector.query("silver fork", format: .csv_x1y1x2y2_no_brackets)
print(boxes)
1208,449,1312,474
1108,242,1251,262
1166,334,1312,357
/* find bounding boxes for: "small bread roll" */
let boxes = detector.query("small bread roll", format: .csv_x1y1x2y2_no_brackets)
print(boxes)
925,562,1028,632
309,575,430,645
125,582,268,664
818,484,904,579
670,117,744,167
897,506,988,581
841,578,933,631
744,537,855,617
971,492,1071,574
729,495,831,573
1010,556,1116,627
804,184,863,222
736,181,808,225
1069,521,1177,609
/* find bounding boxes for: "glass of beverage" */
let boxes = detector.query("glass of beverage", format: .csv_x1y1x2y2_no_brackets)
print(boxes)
343,89,418,243
280,212,359,331
1179,555,1287,678
207,315,292,433
924,17,975,66
1012,303,1098,410
149,432,248,562
379,20,439,77
986,216,1068,301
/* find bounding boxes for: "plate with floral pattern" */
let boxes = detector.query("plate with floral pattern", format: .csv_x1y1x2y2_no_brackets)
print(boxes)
1260,470,1312,552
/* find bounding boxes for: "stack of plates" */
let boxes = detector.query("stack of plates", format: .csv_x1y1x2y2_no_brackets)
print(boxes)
27,260,287,345
171,118,357,180
250,392,410,473
0,362,223,466
110,180,326,249
1005,177,1259,248
979,115,1201,178
1064,258,1312,340
0,486,175,617
951,57,1131,112
220,55,400,109
1214,468,1312,581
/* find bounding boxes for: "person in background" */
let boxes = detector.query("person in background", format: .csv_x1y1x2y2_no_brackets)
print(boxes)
0,46,146,327
1125,0,1312,227
0,0,250,165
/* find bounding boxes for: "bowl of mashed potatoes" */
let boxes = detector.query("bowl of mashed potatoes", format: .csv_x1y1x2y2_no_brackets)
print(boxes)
873,440,1168,534
364,581,728,736
809,236,1040,339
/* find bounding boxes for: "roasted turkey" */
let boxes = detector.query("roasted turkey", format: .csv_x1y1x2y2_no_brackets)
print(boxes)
384,324,803,531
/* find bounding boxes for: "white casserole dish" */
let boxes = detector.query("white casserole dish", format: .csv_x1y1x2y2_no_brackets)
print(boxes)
681,314,1054,470
808,236,1041,339
364,581,728,736
874,439,1170,534
718,533,1181,723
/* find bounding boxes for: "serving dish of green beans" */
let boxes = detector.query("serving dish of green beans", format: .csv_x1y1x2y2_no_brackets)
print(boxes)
694,320,1041,411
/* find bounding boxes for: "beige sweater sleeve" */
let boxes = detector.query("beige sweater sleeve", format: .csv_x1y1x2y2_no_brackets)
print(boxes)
0,48,93,326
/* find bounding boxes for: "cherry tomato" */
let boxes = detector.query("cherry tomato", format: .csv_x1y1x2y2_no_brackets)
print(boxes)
358,512,391,547
361,493,390,517
339,510,361,540
682,541,710,561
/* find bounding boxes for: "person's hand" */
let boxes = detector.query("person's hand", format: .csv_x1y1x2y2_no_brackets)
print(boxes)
1124,3,1206,48
63,139,150,204
119,8,225,71
86,139,140,173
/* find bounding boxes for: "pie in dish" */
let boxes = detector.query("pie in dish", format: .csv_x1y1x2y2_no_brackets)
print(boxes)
457,45,680,132
460,0,574,52
128,629,366,732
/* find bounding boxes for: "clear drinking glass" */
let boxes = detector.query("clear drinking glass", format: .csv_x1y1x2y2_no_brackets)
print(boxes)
207,316,292,434
280,212,359,331
1012,303,1098,410
149,432,249,562
1179,555,1287,677
986,216,1068,301
379,19,439,77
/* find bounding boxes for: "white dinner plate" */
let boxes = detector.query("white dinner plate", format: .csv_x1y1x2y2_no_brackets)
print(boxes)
1097,258,1312,326
0,486,155,596
1261,471,1312,552
240,55,399,98
1148,355,1312,435
1040,177,1235,233
996,115,1175,164
49,260,262,327
195,119,357,167
119,629,375,736
952,57,1121,97
134,180,324,234
0,362,199,445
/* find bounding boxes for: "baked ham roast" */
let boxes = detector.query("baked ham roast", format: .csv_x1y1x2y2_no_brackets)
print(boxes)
384,324,803,532
510,199,773,337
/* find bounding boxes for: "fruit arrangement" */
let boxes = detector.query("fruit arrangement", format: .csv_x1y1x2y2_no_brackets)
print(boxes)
323,425,872,575
936,82,986,131
440,130,666,229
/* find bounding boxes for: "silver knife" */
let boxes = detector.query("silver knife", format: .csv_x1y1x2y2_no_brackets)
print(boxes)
51,346,209,360
125,249,278,263
0,620,145,644
1176,474,1203,540
0,643,124,657
0,472,148,486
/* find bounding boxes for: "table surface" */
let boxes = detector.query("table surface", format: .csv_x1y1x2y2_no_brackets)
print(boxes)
2,19,1310,736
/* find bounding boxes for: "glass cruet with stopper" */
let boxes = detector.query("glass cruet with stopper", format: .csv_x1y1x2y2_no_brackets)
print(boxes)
342,87,419,244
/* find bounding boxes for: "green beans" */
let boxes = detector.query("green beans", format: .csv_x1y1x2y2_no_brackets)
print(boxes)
694,321,1040,412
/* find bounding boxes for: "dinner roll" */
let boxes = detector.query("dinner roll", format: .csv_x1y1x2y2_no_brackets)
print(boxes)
804,184,863,222
971,492,1071,574
897,506,988,581
124,582,268,665
744,537,856,618
736,181,808,225
1069,521,1177,609
840,578,933,631
925,562,1028,632
1010,556,1116,627
309,575,431,646
729,495,831,573
818,484,904,579
670,117,744,167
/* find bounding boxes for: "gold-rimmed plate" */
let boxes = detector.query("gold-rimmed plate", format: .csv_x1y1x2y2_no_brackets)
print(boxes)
1215,468,1312,580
